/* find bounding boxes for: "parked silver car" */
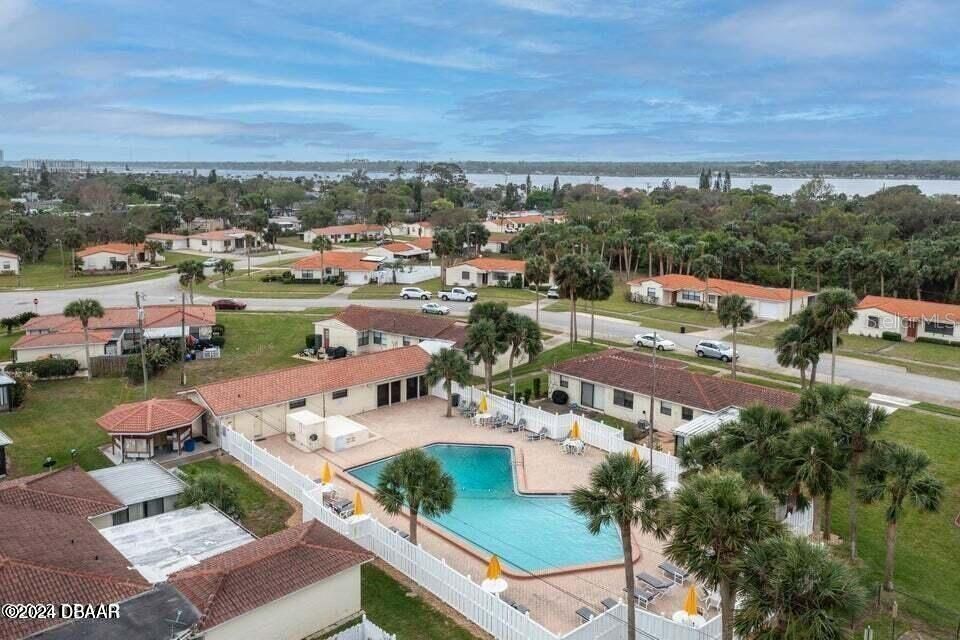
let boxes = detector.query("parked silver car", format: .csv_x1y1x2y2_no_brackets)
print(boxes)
695,340,738,362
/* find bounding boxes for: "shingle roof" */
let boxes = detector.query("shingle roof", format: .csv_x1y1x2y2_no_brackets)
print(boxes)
311,224,384,236
331,305,453,336
550,349,797,413
193,345,432,415
23,305,216,333
13,329,115,350
462,257,526,273
409,237,434,250
169,520,373,631
0,467,124,518
76,243,143,258
96,398,205,435
291,251,378,272
629,274,810,302
856,295,960,322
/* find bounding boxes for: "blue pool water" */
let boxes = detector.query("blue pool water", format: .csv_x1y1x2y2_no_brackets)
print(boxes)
348,444,623,571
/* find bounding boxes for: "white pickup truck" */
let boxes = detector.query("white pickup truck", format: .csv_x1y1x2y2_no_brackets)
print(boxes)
437,287,478,302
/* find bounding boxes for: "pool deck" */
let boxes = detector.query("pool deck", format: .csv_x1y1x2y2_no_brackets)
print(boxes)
256,396,700,634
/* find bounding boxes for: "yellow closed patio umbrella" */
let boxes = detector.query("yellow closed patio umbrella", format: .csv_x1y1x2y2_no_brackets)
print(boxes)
570,420,581,440
683,585,698,616
630,447,641,463
481,555,508,594
485,555,502,581
352,490,365,517
478,394,488,413
321,462,333,484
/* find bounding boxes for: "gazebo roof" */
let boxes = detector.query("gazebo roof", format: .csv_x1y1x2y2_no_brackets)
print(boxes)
97,398,205,435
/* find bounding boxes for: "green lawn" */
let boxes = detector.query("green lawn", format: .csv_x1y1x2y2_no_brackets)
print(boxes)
178,458,294,536
0,310,335,477
198,270,339,299
0,331,21,361
492,341,605,381
276,235,312,249
349,278,443,299
831,409,960,636
0,251,194,291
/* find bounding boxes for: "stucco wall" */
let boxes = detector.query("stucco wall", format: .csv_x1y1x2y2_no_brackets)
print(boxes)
81,253,130,271
14,342,108,368
0,256,19,274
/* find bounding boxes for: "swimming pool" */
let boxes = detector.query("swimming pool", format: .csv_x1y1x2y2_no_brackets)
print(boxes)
348,444,623,572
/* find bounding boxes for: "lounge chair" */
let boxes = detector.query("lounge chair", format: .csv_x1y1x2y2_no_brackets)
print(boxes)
600,597,618,610
501,596,530,615
658,561,689,584
525,426,547,441
507,418,527,433
389,526,410,540
492,413,509,428
637,571,673,591
576,607,596,623
623,586,660,609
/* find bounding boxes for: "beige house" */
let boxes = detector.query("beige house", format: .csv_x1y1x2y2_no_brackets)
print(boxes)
185,344,433,440
0,251,20,275
169,520,373,640
849,295,960,343
188,228,260,253
77,243,152,272
445,257,529,288
391,220,433,238
549,349,797,433
146,232,190,251
11,329,115,369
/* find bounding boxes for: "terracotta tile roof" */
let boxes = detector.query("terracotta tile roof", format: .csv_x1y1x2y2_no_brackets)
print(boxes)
0,467,124,518
311,224,384,236
629,274,810,302
189,228,255,241
23,305,216,333
410,237,434,250
145,232,187,240
76,243,143,258
504,214,545,225
462,257,526,273
330,306,459,340
193,345,432,416
169,520,372,631
487,232,512,243
856,295,960,322
550,349,797,413
13,329,115,350
0,251,18,259
291,251,378,272
97,398,205,435
379,242,429,254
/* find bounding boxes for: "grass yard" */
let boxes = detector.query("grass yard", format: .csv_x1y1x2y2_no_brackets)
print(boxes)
197,270,339,299
0,251,194,291
0,330,21,361
493,341,605,381
276,235,312,249
830,409,960,636
178,458,294,536
349,277,443,300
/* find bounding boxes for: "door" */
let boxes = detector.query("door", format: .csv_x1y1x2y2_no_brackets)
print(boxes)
377,383,390,407
758,301,780,320
406,376,420,399
253,411,263,438
581,382,595,408
906,321,918,339
390,380,402,404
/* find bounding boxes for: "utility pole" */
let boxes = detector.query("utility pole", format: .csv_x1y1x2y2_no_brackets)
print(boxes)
136,291,149,399
647,331,657,467
788,267,796,317
179,292,187,386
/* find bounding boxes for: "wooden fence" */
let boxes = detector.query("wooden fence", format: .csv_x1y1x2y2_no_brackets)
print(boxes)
89,355,132,377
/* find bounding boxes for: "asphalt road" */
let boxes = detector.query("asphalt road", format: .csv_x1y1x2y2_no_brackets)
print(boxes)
2,275,958,406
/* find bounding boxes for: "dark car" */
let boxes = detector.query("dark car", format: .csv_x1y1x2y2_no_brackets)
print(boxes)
211,299,247,310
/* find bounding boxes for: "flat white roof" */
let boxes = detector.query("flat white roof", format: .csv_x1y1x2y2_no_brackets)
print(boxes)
89,460,187,506
288,409,323,426
323,415,369,438
673,407,740,439
100,504,254,583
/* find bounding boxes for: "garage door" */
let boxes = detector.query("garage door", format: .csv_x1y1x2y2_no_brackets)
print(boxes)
757,301,781,320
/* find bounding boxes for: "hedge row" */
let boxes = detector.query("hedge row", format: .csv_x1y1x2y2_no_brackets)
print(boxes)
916,336,960,347
881,331,902,342
6,359,80,378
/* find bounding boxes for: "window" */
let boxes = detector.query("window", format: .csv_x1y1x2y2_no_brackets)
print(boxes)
332,389,348,400
112,509,130,526
660,402,673,416
613,389,634,409
867,316,880,329
402,336,412,346
680,291,701,302
925,321,954,336
358,331,370,346
681,406,694,421
201,239,208,246
461,271,470,280
373,331,384,345
289,398,306,410
646,287,656,299
707,294,718,304
144,498,165,517
559,375,569,388
300,270,313,279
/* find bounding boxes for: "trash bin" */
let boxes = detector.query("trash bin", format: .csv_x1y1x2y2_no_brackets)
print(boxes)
452,393,461,408
679,326,686,334
183,438,196,452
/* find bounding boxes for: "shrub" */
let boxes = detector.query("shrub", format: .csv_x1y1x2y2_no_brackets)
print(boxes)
7,359,79,378
260,273,283,283
521,388,532,404
305,334,320,349
509,273,524,289
881,331,902,342
126,357,145,384
280,270,294,283
675,302,704,310
532,377,542,398
210,335,226,348
212,323,226,337
551,389,569,405
7,370,36,408
916,336,960,347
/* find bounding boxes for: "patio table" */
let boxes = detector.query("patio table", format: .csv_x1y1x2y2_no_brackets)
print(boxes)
473,413,492,427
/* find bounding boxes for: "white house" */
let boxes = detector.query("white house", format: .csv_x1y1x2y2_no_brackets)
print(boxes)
365,240,431,261
187,228,260,253
391,220,433,238
0,251,20,275
289,251,380,285
849,295,960,344
445,257,529,288
146,232,189,251
482,233,512,254
303,224,385,244
485,213,549,234
77,243,151,272
628,273,813,321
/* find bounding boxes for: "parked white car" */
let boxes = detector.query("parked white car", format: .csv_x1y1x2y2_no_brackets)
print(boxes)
634,333,676,351
202,257,221,267
546,286,560,299
695,340,738,362
421,302,451,315
438,287,478,302
401,287,432,300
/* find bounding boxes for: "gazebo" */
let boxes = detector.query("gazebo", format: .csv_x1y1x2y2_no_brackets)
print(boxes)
97,398,206,462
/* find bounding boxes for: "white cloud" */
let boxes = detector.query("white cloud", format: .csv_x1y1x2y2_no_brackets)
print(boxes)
0,74,50,101
320,30,500,71
216,101,430,120
127,68,389,94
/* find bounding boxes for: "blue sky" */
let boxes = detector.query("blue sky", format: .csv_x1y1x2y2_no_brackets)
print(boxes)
2,0,959,161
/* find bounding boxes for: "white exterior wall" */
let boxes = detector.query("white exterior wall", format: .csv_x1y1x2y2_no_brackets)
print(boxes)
445,265,483,287
629,280,667,305
292,267,373,285
0,255,20,275
81,252,132,272
204,567,362,640
153,237,189,250
188,238,231,253
849,307,959,343
313,319,362,353
547,372,708,433
13,342,108,368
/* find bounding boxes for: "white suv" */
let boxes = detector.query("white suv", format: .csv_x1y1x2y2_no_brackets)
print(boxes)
401,287,431,300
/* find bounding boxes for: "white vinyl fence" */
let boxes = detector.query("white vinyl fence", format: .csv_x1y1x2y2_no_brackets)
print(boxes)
328,615,395,640
373,265,440,284
221,426,721,640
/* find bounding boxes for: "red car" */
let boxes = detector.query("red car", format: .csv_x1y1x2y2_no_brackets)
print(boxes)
211,299,246,310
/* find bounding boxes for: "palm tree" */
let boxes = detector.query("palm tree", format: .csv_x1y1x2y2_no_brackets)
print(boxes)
63,298,104,380
213,258,234,286
177,260,207,304
311,236,332,278
813,288,858,384
676,430,725,476
781,424,846,540
871,250,900,298
774,323,819,389
374,448,456,544
718,404,794,494
735,535,866,640
524,255,551,325
793,383,852,423
822,399,888,560
144,239,165,265
502,314,542,387
717,294,753,379
859,443,943,591
580,260,614,344
464,318,506,392
570,453,666,640
424,348,471,417
431,229,458,284
691,253,721,312
665,471,783,640
554,253,588,345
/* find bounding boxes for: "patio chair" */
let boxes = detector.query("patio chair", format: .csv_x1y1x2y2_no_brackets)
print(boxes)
576,607,596,623
658,561,689,584
600,597,618,611
331,498,353,518
637,571,673,591
704,590,721,613
492,413,509,429
507,418,527,433
525,426,547,441
389,526,410,540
